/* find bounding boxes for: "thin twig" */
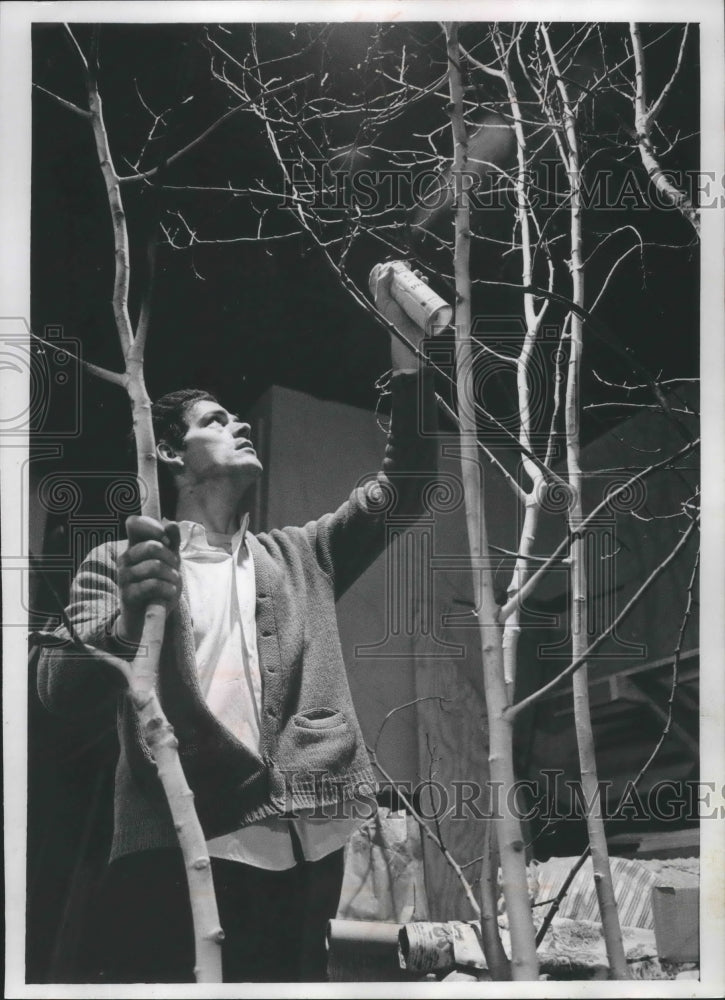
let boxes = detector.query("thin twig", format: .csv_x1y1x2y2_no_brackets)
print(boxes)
498,436,700,623
593,372,699,392
120,74,314,185
506,515,699,719
647,24,690,124
536,544,699,944
373,695,449,756
29,329,126,387
366,746,481,919
32,83,91,118
614,548,700,802
469,276,696,440
535,848,590,946
63,23,89,73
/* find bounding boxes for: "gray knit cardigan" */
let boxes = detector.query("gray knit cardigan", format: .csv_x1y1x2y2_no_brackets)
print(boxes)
38,369,437,861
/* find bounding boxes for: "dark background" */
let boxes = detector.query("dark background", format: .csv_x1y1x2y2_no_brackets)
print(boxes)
31,21,699,454
27,21,700,982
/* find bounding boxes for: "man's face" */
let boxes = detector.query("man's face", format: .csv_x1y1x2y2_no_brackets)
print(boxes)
176,399,263,489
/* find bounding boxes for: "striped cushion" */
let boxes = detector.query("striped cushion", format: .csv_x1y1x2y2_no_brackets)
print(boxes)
532,856,664,929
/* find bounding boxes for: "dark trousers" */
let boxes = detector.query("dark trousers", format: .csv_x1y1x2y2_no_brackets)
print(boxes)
88,847,345,983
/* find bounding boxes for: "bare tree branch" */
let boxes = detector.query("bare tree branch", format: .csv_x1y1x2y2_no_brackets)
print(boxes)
63,23,89,73
614,547,700,803
366,746,481,919
120,74,314,185
506,514,699,719
33,82,91,118
372,695,449,756
536,538,699,947
536,848,590,947
629,23,699,236
647,24,690,125
499,430,698,624
29,329,126,387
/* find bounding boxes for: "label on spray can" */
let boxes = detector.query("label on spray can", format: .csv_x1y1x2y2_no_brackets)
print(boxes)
369,261,453,336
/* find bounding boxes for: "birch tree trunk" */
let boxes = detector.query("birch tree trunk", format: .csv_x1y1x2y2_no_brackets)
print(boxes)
540,25,629,980
446,22,539,981
488,25,551,705
64,25,223,983
630,22,699,237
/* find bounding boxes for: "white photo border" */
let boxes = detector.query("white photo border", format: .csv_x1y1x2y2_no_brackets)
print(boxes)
2,2,723,998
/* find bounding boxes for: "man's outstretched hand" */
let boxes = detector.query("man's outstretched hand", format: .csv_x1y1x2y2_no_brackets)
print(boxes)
115,516,182,647
371,263,427,370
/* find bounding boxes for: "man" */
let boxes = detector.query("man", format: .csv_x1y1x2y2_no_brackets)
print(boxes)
37,268,437,983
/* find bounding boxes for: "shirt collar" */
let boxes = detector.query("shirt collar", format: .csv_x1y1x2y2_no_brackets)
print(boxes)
175,512,250,554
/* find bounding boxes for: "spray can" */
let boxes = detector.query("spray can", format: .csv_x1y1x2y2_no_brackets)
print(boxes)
369,261,453,336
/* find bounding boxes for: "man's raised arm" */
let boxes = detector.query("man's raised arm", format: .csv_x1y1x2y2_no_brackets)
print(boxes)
303,265,440,598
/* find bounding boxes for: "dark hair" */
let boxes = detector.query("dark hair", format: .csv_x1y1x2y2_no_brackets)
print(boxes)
151,388,218,451
151,388,217,515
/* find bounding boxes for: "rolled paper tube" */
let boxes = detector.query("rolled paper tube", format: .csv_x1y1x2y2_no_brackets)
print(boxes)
326,920,405,982
369,261,453,336
326,920,403,955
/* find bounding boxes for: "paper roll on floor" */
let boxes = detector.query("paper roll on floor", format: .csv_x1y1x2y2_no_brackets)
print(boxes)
326,920,408,982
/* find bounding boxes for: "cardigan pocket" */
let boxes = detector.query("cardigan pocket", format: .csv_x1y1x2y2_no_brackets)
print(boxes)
279,708,357,773
293,707,345,732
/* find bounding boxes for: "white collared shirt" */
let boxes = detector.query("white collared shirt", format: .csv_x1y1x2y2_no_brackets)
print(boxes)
179,517,262,752
177,519,359,870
